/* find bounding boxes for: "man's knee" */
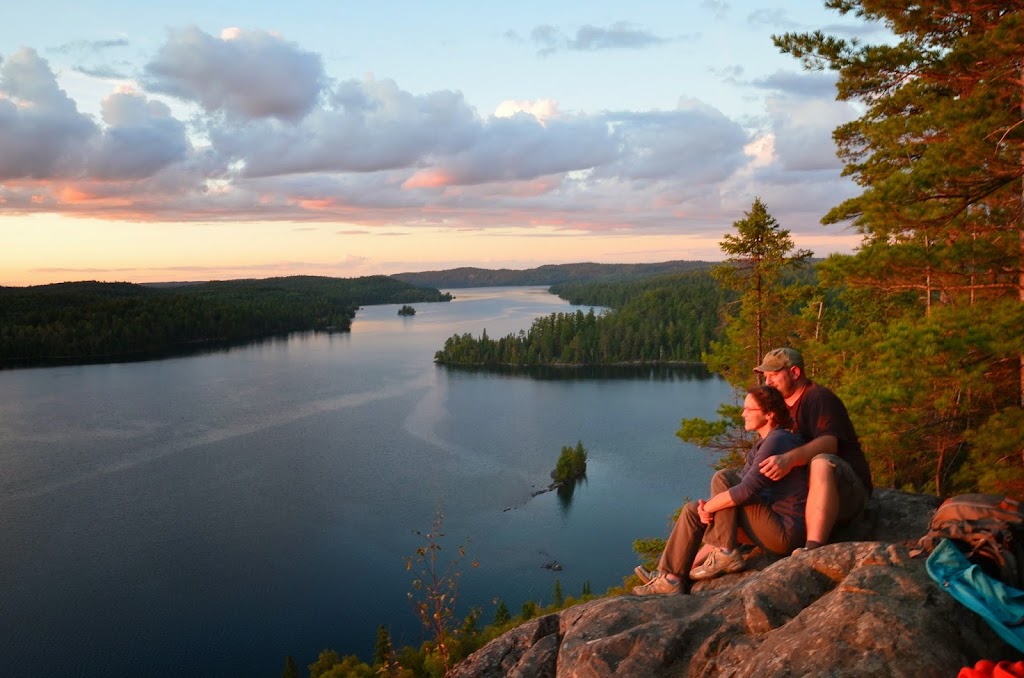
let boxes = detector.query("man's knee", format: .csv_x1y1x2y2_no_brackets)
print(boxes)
809,456,838,491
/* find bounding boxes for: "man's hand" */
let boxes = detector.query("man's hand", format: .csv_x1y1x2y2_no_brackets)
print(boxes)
697,498,713,525
760,452,793,481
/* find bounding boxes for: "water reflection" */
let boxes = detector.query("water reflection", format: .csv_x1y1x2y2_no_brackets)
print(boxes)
438,363,712,381
556,476,588,516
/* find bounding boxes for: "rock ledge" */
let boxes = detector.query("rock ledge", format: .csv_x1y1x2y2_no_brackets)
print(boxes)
451,490,1021,677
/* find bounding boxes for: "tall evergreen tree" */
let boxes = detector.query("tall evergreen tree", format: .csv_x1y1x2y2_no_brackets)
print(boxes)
680,198,812,468
774,1,1024,495
281,655,299,678
708,197,812,387
552,580,564,607
492,598,512,625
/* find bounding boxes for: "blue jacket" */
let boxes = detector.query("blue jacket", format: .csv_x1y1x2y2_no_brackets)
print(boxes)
926,538,1024,653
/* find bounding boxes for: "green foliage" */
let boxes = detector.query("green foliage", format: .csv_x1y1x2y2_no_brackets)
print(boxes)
551,440,588,484
0,276,451,366
374,625,393,668
706,198,814,387
676,402,750,470
520,600,538,621
434,271,732,366
397,305,417,316
492,598,512,625
281,655,300,678
959,408,1024,498
770,2,1024,497
826,299,1024,495
308,649,375,678
632,537,666,569
674,199,815,468
552,580,564,607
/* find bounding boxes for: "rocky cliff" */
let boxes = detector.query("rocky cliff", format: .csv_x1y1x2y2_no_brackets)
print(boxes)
451,490,1023,677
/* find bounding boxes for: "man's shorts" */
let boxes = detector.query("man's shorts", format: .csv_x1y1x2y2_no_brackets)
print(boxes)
817,454,868,524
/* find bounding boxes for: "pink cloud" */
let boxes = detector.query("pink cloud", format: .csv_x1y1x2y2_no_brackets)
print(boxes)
402,169,453,189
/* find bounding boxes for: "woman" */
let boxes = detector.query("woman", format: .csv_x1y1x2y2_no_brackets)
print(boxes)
633,384,808,595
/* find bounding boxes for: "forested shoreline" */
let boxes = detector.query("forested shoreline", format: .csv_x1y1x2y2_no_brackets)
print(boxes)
0,275,451,367
433,271,732,367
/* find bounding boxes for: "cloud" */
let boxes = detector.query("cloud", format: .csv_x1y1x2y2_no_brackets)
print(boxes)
751,70,837,99
51,38,131,55
531,22,668,56
748,8,887,40
0,50,193,187
0,26,857,246
405,110,618,187
701,1,730,19
89,88,191,179
73,64,130,79
494,99,559,124
747,8,801,30
143,26,325,121
765,93,854,172
0,48,97,179
212,77,479,177
595,98,749,185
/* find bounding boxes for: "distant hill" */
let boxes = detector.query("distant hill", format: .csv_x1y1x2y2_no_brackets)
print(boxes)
391,261,715,289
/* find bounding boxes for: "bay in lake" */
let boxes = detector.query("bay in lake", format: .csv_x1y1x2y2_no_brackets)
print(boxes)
0,286,734,677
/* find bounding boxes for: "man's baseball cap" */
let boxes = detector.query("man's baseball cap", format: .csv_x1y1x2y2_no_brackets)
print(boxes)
753,347,804,373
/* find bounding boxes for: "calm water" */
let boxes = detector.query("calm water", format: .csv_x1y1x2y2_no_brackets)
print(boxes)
0,286,733,677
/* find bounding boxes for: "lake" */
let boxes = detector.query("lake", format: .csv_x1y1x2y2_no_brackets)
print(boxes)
0,286,734,677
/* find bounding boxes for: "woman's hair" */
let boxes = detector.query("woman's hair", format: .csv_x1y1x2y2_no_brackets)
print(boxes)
747,384,793,430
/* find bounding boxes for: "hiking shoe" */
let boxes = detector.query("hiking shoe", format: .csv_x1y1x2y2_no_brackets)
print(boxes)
689,547,745,581
634,565,658,584
632,575,681,596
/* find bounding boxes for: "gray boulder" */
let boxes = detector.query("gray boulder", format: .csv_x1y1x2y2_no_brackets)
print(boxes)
451,490,1021,677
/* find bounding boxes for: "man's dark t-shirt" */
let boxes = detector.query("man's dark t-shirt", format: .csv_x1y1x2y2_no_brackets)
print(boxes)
790,382,873,495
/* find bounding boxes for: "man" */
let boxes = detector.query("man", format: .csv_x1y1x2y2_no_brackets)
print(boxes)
755,347,873,551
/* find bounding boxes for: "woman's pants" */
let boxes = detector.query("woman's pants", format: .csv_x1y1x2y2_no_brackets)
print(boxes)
657,470,799,579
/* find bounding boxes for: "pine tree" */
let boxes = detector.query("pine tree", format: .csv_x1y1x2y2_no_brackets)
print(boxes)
774,1,1024,495
493,598,512,625
680,198,811,467
708,197,812,386
281,655,299,678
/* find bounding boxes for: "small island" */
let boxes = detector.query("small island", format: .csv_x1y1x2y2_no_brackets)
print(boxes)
551,440,587,486
397,305,416,316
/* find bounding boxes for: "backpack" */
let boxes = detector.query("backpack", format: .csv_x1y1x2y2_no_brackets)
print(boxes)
911,493,1024,588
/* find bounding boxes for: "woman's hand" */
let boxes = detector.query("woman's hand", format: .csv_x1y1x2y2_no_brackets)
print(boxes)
697,498,713,525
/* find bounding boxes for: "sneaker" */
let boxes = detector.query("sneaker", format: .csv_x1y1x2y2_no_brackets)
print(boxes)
689,547,745,581
634,565,658,584
632,575,681,596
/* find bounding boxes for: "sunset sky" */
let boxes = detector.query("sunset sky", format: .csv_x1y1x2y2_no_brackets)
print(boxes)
1,1,883,287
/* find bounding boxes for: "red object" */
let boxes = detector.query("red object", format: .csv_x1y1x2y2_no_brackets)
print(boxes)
958,659,1024,678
